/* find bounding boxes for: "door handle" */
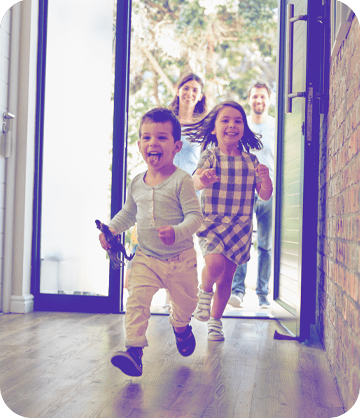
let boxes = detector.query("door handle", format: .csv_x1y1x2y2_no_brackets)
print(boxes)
286,4,307,113
1,112,15,158
2,112,15,134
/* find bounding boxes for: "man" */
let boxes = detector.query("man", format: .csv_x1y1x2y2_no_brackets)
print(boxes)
229,81,275,308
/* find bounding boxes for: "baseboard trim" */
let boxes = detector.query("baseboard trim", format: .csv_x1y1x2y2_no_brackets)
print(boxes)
10,294,34,313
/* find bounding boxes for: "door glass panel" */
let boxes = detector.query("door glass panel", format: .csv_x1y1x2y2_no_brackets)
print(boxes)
273,0,308,336
277,0,307,314
279,98,304,313
40,0,115,296
124,1,279,315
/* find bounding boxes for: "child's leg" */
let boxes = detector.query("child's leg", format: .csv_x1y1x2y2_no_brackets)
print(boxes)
193,254,224,322
201,253,228,292
201,253,237,318
165,248,198,356
210,258,237,319
125,251,162,349
112,251,167,376
166,248,198,328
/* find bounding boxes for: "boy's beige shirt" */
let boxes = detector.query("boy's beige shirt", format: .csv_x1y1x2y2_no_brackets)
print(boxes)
108,168,203,259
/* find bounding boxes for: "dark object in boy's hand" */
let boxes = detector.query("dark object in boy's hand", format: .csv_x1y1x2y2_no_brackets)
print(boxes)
95,220,134,269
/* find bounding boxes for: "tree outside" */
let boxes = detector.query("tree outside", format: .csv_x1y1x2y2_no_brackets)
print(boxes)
117,0,278,246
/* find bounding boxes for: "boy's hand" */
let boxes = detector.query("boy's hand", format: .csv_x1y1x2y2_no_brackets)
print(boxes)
157,226,175,245
256,164,272,189
99,227,116,250
199,169,220,187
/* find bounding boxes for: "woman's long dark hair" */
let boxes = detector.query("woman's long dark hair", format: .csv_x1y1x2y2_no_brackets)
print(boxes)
169,73,207,120
183,101,263,152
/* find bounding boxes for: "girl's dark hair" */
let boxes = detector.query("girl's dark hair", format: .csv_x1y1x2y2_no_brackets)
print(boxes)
183,100,263,152
169,73,207,120
139,107,181,142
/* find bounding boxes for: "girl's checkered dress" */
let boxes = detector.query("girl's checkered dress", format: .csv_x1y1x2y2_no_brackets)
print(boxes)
196,147,261,265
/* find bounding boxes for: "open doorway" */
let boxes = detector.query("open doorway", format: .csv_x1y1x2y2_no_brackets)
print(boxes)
122,0,279,317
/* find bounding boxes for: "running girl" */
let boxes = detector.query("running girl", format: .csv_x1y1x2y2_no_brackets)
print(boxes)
187,100,273,341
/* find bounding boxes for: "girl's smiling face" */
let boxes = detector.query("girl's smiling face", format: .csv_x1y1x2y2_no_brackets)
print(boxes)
212,106,244,152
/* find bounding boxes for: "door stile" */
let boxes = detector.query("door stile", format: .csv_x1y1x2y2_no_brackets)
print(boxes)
110,0,132,313
297,0,323,339
273,0,289,304
273,0,323,340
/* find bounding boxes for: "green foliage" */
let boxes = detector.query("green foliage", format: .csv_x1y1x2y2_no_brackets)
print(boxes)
113,0,278,244
129,0,277,105
176,1,207,33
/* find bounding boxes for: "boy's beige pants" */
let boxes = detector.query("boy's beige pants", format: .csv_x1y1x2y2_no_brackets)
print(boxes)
125,248,198,349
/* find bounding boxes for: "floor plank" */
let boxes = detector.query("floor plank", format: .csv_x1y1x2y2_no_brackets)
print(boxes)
0,312,344,418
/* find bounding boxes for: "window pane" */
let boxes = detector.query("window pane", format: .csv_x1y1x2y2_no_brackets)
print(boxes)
40,0,115,296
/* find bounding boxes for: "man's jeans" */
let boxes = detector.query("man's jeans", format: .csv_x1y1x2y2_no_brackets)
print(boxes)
232,195,273,296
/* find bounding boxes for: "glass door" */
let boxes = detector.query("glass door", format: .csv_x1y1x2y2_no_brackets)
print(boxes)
125,0,279,316
272,0,323,339
32,0,131,313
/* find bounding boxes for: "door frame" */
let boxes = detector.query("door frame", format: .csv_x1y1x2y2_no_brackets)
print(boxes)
1,5,21,313
31,0,132,314
272,0,324,340
30,0,322,323
2,2,35,314
272,0,295,327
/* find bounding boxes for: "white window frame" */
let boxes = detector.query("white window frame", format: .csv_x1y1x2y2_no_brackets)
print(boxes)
331,0,355,56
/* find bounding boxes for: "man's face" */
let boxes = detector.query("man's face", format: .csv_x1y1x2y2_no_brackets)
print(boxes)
248,87,271,116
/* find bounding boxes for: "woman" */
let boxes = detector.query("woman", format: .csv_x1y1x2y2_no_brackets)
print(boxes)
162,74,207,312
169,73,207,176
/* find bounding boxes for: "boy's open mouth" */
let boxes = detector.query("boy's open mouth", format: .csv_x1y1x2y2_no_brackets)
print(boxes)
148,151,162,164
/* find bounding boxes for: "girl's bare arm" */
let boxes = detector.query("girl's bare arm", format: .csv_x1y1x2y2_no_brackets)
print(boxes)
255,164,273,201
193,168,220,190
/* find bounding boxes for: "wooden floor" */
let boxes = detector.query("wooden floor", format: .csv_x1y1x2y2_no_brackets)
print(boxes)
0,312,344,418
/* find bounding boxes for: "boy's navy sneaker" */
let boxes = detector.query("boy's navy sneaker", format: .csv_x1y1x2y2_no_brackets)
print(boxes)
111,347,143,376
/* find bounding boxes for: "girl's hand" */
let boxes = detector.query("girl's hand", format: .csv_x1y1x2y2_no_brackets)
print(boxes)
255,164,273,201
256,164,272,188
157,225,175,245
198,169,220,187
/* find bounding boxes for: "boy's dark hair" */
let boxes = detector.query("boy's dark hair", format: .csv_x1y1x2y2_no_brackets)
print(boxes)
169,73,207,120
183,100,263,152
247,81,272,99
139,107,182,142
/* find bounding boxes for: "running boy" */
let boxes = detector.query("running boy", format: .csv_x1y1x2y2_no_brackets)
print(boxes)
99,108,203,377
